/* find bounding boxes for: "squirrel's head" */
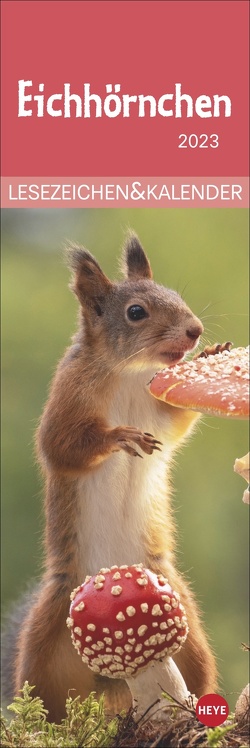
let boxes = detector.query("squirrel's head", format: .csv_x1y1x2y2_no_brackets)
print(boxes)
67,233,203,370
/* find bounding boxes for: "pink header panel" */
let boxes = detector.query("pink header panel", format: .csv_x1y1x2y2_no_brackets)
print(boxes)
1,0,249,178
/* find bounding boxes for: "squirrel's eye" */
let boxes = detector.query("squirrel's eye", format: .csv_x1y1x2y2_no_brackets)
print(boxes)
127,305,148,321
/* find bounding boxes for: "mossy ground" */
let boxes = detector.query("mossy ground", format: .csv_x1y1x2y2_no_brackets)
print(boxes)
1,683,249,748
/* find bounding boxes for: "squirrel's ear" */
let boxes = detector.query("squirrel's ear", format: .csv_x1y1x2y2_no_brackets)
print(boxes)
122,232,153,280
66,244,112,312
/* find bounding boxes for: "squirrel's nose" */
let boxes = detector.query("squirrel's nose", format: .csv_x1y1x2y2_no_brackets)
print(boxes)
186,322,203,341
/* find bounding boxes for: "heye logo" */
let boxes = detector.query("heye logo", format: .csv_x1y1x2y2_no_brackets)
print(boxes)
196,694,229,727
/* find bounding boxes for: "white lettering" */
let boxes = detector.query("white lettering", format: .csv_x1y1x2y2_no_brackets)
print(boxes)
104,84,122,118
158,94,173,117
84,83,102,118
213,94,231,117
138,95,156,117
64,84,82,118
47,94,63,117
18,80,33,116
195,95,212,118
175,83,193,118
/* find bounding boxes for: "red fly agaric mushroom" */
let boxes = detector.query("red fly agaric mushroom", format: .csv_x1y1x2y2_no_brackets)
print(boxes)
67,564,190,719
148,346,249,419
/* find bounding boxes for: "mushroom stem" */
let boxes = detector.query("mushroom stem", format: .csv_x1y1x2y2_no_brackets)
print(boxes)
126,656,190,720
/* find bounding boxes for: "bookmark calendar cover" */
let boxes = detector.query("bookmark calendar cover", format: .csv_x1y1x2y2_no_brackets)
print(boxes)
1,1,249,745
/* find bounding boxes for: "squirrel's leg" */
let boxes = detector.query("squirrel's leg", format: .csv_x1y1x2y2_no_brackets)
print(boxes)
14,578,131,722
14,579,94,722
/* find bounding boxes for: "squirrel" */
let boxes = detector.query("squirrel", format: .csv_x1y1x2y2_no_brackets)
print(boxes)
9,233,217,722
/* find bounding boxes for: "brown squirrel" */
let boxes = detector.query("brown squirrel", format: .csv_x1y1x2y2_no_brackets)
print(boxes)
10,233,217,721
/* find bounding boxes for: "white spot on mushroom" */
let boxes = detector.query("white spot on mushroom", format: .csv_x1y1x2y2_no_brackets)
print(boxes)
87,623,96,631
94,582,104,590
84,576,91,583
144,649,155,658
125,667,134,674
115,646,124,655
127,628,134,635
138,625,148,636
103,627,110,634
85,636,92,642
135,643,142,653
110,565,118,570
155,633,166,644
166,632,174,641
174,617,181,626
125,654,132,661
161,595,171,603
134,656,145,665
128,638,136,645
120,564,128,569
171,598,178,608
66,617,74,628
74,602,85,612
113,572,121,580
102,655,112,664
70,585,81,601
152,622,158,628
125,572,132,578
145,635,158,646
91,665,101,673
114,655,122,662
167,619,174,627
114,630,123,639
83,647,93,655
160,622,168,630
126,606,136,617
95,574,106,584
100,567,110,574
158,575,168,585
152,604,163,616
116,611,125,621
111,585,123,596
137,577,148,586
104,637,112,645
164,603,172,612
124,644,133,652
101,667,111,675
140,603,148,613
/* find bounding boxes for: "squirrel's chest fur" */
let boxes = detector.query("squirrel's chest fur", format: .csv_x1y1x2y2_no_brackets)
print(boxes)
77,369,176,577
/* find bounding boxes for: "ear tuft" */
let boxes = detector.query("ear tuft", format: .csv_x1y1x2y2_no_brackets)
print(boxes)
66,243,102,275
122,232,153,280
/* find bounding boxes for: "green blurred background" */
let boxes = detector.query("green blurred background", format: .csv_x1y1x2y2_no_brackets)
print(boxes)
1,208,249,710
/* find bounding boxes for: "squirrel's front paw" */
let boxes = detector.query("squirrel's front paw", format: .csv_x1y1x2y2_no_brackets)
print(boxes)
195,341,232,359
111,426,162,458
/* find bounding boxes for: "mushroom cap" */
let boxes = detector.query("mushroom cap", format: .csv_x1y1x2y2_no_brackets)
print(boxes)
149,346,249,419
67,564,188,678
